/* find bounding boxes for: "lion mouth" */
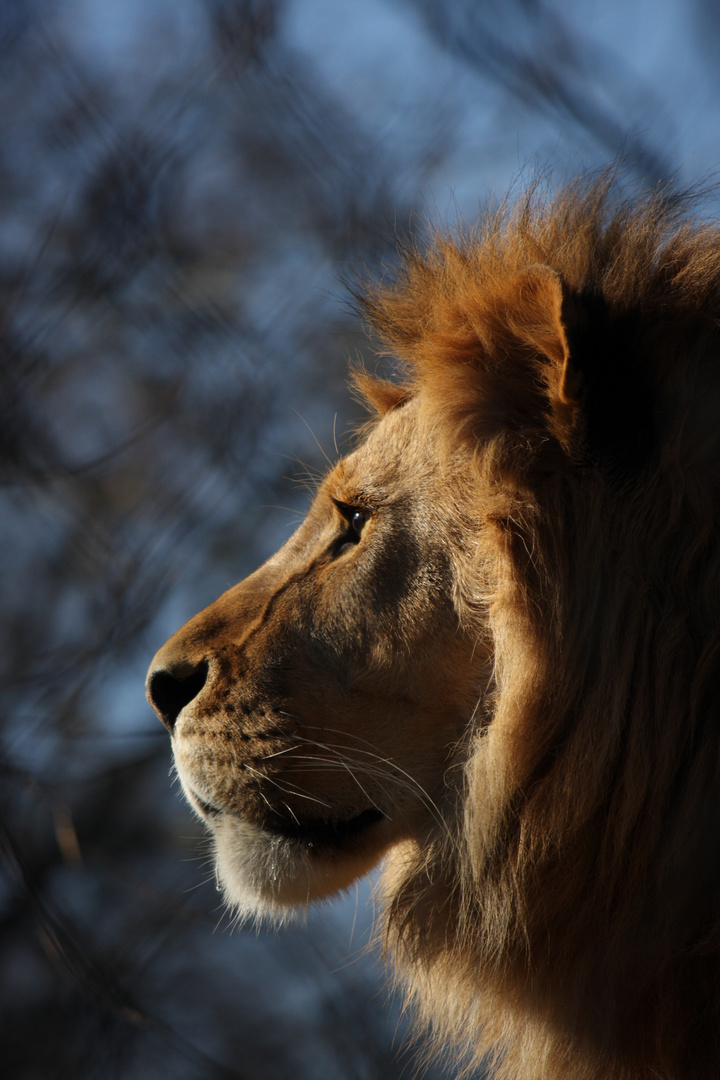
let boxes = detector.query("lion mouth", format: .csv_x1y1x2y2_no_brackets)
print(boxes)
188,786,386,850
264,807,386,850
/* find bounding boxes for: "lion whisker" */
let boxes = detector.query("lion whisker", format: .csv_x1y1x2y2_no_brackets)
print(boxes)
288,725,463,833
278,742,457,849
279,733,444,811
261,744,303,760
243,763,333,812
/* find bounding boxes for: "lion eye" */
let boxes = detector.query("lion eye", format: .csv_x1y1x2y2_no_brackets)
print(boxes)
331,500,371,555
351,509,367,535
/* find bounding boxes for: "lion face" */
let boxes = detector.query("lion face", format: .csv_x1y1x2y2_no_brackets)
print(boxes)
146,397,485,918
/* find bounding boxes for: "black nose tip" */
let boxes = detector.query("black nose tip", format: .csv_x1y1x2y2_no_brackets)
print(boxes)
146,661,209,731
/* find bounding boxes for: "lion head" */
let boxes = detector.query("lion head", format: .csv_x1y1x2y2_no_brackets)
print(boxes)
146,390,486,914
147,176,720,1080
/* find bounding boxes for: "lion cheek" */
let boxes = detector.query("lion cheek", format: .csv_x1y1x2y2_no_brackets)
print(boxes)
211,816,386,923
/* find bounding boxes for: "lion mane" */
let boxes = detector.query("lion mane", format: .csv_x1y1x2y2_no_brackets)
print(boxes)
148,175,720,1080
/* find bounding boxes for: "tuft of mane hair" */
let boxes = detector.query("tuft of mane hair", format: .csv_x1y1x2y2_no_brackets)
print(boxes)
360,175,720,1080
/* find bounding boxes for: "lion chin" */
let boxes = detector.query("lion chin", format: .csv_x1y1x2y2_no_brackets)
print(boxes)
147,172,720,1080
210,815,387,920
178,772,393,918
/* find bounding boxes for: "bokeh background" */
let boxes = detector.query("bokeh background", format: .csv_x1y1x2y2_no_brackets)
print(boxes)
2,1,720,1077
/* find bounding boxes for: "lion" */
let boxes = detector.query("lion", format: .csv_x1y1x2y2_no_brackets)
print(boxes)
146,175,720,1080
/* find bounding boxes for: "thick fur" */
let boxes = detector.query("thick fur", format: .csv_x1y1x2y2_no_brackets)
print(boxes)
148,175,720,1080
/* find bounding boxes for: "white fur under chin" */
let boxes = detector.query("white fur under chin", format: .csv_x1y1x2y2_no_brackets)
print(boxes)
212,815,384,924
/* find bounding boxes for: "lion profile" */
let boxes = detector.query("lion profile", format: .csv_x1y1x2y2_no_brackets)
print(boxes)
147,175,720,1080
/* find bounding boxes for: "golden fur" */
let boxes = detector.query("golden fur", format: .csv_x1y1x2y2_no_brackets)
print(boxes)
147,175,720,1079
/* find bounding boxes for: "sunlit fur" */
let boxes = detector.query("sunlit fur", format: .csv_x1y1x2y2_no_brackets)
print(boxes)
148,174,720,1079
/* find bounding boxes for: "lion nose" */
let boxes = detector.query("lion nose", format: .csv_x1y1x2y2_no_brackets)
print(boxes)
146,660,209,731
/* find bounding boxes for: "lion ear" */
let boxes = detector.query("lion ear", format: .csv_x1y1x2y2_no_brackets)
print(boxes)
497,264,581,453
510,263,578,408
